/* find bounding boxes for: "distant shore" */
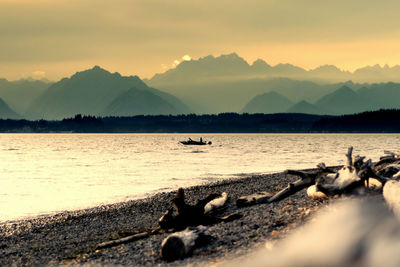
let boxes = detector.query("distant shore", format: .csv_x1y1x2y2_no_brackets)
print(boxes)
0,170,333,266
2,109,400,133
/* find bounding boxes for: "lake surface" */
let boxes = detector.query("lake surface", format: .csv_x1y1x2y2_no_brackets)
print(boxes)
1,133,400,222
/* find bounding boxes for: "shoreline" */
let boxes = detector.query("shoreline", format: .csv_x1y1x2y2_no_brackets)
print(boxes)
0,170,331,266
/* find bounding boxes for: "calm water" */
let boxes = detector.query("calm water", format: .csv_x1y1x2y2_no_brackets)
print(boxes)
1,133,400,222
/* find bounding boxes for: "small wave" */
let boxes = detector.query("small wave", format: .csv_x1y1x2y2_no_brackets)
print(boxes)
189,150,206,153
200,177,219,182
7,148,19,151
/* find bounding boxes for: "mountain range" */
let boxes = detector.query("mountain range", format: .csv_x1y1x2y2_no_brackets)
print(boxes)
1,52,400,119
242,84,400,115
24,66,190,120
148,53,400,85
147,53,400,115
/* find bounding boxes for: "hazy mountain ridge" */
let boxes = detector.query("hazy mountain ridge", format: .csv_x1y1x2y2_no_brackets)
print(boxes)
147,53,400,115
314,86,372,115
245,84,400,115
241,91,293,114
149,53,400,85
0,78,51,114
25,66,190,120
286,100,326,115
0,97,21,119
102,88,179,116
2,53,400,118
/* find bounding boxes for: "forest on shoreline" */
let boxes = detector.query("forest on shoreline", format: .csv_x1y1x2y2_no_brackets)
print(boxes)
1,109,400,133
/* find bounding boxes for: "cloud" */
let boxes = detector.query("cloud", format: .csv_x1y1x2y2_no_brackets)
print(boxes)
32,71,46,78
182,55,191,61
170,55,191,69
172,60,180,68
2,0,400,79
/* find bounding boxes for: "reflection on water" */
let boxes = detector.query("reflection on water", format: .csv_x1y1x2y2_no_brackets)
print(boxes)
1,133,400,221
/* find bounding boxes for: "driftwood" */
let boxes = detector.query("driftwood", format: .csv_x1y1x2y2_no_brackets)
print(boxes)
204,192,228,214
383,180,400,216
159,188,242,231
96,189,237,250
269,170,319,202
268,164,336,202
96,232,149,249
236,164,335,207
307,185,328,199
235,146,400,205
161,226,210,262
236,191,273,207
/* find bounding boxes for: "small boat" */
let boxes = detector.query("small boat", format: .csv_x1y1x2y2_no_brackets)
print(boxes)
180,138,212,145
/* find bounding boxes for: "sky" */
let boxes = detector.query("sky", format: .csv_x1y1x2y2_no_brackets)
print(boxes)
1,0,400,81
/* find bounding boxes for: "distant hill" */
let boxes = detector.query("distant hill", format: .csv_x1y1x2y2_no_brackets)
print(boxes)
102,88,179,116
25,66,190,120
0,78,51,114
314,86,372,115
357,83,400,110
0,97,21,119
286,100,325,115
241,91,293,114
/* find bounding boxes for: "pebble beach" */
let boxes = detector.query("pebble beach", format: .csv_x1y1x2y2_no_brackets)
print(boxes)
0,170,331,266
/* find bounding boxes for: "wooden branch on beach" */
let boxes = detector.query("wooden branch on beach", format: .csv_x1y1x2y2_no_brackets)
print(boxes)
268,164,336,203
384,150,400,158
268,171,316,203
236,192,273,207
96,232,149,250
236,164,336,206
159,188,242,231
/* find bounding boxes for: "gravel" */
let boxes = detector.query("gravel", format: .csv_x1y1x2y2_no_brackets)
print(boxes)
0,170,332,266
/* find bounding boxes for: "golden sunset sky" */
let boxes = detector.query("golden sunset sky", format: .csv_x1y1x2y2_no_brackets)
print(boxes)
1,0,400,80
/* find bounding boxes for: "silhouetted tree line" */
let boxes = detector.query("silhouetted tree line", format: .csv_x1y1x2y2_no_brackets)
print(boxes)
311,109,400,132
0,110,400,133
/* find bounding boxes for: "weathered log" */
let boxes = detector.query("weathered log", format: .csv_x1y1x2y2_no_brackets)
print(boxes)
161,226,209,262
269,176,315,203
268,166,332,203
316,169,364,196
367,178,383,190
307,185,328,199
159,188,242,231
374,157,398,168
377,164,400,178
263,164,335,203
383,180,400,217
236,191,273,207
384,150,400,158
316,147,373,196
96,232,149,250
204,192,228,214
358,159,389,185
